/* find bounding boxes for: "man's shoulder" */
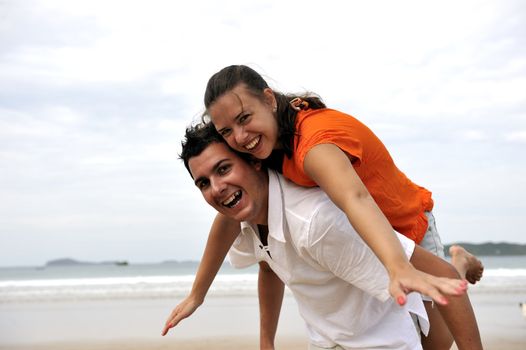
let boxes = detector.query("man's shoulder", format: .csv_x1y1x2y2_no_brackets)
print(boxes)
270,170,346,231
270,170,327,212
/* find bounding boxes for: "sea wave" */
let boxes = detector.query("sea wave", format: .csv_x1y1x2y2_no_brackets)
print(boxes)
468,269,526,294
1,269,525,303
0,274,259,303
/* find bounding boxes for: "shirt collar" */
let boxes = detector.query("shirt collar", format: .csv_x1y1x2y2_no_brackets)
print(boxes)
266,169,286,242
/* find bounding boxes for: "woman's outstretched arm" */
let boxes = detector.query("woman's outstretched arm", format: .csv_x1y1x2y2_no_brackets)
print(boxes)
304,144,466,305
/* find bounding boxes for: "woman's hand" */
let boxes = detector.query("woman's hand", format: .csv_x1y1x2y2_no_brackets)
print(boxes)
389,263,468,305
161,294,203,336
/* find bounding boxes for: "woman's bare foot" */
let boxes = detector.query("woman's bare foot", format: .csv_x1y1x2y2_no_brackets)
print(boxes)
449,245,484,284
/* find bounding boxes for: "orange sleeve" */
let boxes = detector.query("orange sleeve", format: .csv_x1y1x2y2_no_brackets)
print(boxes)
284,109,367,186
296,111,364,167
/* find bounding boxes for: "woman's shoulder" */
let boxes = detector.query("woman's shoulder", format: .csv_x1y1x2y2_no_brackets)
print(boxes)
298,107,345,118
296,108,361,135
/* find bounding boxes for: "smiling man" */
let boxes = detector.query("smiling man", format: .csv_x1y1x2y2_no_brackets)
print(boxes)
164,122,481,350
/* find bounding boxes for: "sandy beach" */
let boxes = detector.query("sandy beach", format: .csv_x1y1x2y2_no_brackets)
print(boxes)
1,292,525,350
2,338,525,350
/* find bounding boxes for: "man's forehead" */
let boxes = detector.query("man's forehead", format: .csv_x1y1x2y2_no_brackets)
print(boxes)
188,142,236,176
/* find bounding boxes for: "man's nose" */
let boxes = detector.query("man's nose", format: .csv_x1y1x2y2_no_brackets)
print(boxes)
211,178,226,195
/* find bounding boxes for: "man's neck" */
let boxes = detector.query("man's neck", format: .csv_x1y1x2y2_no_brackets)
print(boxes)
250,171,269,225
257,224,269,246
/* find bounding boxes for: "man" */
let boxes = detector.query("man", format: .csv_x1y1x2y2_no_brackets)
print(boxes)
163,123,481,350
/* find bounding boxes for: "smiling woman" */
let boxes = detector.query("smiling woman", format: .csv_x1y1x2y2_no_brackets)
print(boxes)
207,83,280,160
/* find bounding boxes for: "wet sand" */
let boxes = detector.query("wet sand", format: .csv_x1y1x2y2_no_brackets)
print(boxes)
0,293,524,349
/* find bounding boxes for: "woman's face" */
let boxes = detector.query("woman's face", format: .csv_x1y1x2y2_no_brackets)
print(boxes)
208,84,279,160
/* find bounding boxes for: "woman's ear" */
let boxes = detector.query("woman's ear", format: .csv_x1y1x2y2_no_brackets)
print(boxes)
263,88,277,108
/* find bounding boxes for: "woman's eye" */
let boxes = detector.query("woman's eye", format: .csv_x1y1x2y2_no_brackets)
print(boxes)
218,165,230,175
239,114,249,124
220,129,232,137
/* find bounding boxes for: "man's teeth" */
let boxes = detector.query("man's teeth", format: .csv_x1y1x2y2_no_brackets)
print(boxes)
245,136,260,151
223,191,241,208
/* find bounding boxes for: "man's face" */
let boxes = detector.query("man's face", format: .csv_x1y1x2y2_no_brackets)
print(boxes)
188,142,268,224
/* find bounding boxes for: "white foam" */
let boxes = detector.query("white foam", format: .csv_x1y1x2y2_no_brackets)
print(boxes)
0,274,259,302
1,268,525,303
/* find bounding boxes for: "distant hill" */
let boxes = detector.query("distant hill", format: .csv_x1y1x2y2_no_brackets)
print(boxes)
45,258,89,266
444,242,526,256
45,258,129,267
160,260,201,266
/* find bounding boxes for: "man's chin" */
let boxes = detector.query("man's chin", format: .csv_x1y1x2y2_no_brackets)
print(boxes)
220,208,251,223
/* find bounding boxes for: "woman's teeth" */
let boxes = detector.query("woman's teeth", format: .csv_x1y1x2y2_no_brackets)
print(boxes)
245,136,260,151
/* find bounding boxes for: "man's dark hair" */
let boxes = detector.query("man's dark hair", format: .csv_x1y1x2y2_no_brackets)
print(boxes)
179,122,253,177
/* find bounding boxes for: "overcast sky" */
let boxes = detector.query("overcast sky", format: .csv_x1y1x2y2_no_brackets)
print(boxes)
1,0,525,267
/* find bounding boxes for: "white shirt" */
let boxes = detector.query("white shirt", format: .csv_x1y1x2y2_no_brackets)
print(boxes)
229,170,429,350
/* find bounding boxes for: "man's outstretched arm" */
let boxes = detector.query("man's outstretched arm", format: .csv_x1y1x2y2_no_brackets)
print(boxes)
258,261,285,350
162,214,240,335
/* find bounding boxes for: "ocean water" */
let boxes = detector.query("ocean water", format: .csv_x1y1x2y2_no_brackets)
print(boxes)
0,256,525,303
0,262,258,303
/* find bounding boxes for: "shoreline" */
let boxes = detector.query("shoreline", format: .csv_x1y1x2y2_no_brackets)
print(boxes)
1,335,525,350
0,337,309,350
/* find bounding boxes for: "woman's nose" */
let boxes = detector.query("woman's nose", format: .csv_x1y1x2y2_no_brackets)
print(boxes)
233,126,248,145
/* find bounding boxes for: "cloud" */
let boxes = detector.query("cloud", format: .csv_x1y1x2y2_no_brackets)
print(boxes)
462,130,488,141
506,130,526,143
1,0,526,265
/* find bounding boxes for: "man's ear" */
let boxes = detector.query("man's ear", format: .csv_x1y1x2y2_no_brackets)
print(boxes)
250,158,263,171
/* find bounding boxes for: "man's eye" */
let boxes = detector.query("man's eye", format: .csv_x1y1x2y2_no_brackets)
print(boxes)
197,180,209,189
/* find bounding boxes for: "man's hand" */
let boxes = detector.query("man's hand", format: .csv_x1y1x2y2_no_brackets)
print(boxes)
389,263,468,306
161,295,203,336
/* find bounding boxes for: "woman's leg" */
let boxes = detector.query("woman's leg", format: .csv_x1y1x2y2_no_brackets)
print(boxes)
414,212,482,350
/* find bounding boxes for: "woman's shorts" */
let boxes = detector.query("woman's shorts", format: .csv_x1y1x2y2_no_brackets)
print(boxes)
418,211,446,259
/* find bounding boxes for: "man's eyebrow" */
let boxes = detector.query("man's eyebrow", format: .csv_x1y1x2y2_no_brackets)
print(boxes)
193,158,229,186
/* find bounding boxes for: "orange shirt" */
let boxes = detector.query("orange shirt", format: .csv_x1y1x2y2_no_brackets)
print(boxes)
282,108,433,243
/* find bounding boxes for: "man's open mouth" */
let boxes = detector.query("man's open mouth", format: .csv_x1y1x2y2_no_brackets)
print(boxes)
222,190,242,208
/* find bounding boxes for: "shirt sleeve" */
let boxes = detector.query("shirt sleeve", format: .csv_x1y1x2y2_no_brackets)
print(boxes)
296,110,365,170
306,202,415,302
